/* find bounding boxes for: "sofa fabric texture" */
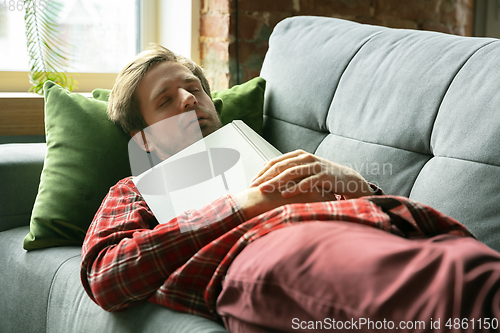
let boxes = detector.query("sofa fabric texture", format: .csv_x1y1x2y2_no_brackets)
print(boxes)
0,143,45,232
260,16,500,251
1,16,500,332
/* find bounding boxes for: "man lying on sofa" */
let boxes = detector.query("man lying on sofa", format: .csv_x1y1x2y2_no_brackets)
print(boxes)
80,45,500,332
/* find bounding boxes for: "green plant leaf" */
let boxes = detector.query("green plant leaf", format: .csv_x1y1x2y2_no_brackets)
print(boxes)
24,0,75,94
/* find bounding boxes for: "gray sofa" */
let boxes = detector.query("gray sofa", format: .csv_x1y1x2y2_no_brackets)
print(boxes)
1,16,500,332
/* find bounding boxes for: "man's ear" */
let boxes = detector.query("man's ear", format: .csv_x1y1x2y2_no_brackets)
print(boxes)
130,129,156,153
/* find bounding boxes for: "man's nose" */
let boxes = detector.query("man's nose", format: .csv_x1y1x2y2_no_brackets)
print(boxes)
179,89,198,111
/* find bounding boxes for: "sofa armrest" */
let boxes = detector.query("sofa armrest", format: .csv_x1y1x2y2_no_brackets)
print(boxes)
0,143,46,231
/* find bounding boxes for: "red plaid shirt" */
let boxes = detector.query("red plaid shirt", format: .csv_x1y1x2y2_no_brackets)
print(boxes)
80,177,473,320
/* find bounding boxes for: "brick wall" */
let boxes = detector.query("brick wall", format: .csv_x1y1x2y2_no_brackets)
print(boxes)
200,0,475,90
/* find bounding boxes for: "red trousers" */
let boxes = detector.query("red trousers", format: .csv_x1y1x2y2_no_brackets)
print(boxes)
217,222,500,333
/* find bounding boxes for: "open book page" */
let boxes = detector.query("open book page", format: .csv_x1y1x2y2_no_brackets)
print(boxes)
132,120,282,229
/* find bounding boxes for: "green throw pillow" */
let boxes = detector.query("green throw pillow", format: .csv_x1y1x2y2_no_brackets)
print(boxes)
23,81,132,250
211,76,266,135
93,76,266,134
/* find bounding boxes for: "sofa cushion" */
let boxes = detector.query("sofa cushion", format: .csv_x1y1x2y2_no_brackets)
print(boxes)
212,77,266,135
0,226,81,333
260,16,500,251
46,255,227,332
0,226,227,333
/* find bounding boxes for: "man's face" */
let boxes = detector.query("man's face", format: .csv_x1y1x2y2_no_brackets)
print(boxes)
134,61,222,160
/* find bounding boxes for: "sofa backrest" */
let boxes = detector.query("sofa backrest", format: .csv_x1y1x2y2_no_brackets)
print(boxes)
260,16,500,251
0,143,46,232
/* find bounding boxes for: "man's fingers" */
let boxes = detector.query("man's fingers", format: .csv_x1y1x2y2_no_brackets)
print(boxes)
257,164,317,192
251,150,375,199
251,154,320,188
250,150,310,186
250,161,295,187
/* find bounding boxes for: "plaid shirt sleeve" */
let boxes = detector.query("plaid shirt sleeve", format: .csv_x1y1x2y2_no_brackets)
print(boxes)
80,177,246,312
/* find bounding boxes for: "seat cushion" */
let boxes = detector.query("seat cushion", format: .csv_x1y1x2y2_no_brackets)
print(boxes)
0,226,81,333
0,226,228,333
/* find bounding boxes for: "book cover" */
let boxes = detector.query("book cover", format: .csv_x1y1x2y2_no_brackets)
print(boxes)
132,120,282,230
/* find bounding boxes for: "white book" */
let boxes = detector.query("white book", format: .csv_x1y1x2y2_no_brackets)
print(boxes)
133,120,282,229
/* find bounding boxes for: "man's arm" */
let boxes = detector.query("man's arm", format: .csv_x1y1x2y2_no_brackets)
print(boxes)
80,177,247,312
81,176,336,313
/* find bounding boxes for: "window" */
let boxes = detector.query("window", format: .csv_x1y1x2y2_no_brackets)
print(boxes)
0,4,30,71
54,0,141,73
0,0,200,92
1,0,143,72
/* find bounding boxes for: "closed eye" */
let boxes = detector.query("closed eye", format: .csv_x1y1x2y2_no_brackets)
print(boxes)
187,85,200,93
159,98,171,107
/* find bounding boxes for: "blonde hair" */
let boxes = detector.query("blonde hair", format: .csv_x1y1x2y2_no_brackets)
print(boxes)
107,45,212,134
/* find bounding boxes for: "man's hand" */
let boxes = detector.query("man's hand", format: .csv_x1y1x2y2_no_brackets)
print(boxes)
249,149,375,200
